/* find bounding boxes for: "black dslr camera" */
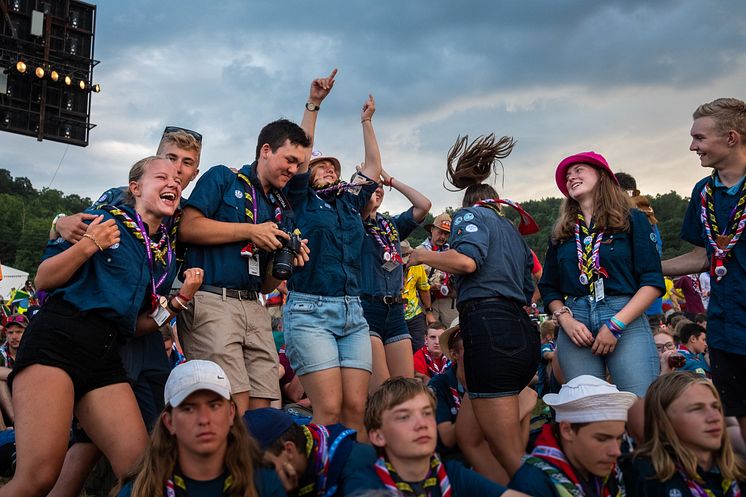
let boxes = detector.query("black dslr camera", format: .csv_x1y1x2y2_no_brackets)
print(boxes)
272,229,302,280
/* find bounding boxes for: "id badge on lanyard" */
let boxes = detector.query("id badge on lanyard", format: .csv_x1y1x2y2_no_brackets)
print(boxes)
248,254,260,276
594,278,605,302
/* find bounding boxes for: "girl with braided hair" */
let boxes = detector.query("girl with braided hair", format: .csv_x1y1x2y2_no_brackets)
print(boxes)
408,133,540,477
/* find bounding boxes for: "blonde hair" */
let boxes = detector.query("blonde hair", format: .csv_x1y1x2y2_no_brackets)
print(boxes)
112,403,260,497
157,130,202,156
551,167,633,244
364,377,436,432
693,98,746,145
635,372,746,482
123,155,168,206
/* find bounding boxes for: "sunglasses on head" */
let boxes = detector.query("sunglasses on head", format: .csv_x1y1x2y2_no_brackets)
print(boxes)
6,315,27,325
162,126,202,144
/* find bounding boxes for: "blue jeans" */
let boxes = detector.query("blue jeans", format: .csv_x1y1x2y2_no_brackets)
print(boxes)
557,295,659,396
283,292,372,375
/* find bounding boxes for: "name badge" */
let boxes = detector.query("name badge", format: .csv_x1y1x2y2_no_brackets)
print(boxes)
594,278,605,302
150,297,170,327
248,253,260,276
382,260,400,272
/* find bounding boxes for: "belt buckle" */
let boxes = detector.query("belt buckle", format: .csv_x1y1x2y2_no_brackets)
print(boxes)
383,296,394,305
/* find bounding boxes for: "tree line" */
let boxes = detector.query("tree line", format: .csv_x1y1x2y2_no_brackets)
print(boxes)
0,168,692,276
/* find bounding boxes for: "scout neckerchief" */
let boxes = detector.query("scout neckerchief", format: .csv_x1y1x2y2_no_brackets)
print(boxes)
525,424,625,497
575,213,608,298
420,345,451,376
298,424,357,497
688,274,703,297
101,205,172,311
699,172,746,282
0,343,14,369
312,179,357,197
677,464,741,497
373,453,452,497
472,197,540,235
165,471,233,497
365,213,403,263
236,171,291,257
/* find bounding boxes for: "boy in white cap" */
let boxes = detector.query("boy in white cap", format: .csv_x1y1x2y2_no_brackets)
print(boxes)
114,360,285,497
509,375,637,497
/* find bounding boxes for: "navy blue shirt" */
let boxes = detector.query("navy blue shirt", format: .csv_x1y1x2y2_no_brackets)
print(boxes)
449,206,534,305
621,456,740,497
429,365,464,455
117,467,287,497
681,175,746,352
343,456,507,496
361,208,420,296
286,172,378,297
539,208,665,310
184,162,293,291
43,205,177,336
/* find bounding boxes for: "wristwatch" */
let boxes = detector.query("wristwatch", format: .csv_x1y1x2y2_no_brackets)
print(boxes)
424,307,433,313
305,102,320,112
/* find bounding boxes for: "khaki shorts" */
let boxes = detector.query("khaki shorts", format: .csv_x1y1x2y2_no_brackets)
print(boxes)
177,290,280,400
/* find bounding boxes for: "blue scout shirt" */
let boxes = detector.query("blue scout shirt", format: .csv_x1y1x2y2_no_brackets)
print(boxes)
184,162,293,291
621,456,741,497
286,172,378,297
43,205,177,336
678,345,711,377
681,175,746,353
343,455,508,496
449,206,534,305
537,341,556,397
429,365,464,455
116,467,287,497
361,208,419,296
539,208,665,310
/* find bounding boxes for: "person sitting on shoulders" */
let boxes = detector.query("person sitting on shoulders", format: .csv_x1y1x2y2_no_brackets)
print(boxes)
622,371,746,497
509,375,637,497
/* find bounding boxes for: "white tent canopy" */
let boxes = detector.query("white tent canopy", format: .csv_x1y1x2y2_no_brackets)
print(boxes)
0,265,29,300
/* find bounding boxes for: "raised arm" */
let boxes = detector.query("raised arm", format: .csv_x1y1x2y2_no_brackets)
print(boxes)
36,216,120,291
298,68,337,174
358,95,382,182
380,168,431,222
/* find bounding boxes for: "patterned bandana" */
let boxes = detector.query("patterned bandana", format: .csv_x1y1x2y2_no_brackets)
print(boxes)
373,453,452,497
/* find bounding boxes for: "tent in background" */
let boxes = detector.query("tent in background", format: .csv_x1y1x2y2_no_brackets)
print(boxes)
0,265,29,301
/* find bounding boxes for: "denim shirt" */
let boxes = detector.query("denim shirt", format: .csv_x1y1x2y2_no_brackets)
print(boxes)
539,208,665,311
449,206,534,306
286,172,378,297
360,208,419,296
43,205,177,337
681,174,746,352
184,162,293,291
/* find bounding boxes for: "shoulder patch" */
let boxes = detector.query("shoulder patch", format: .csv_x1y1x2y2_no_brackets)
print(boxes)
650,232,657,243
465,224,478,233
463,213,474,221
97,193,109,203
454,216,463,226
669,489,682,497
234,189,243,199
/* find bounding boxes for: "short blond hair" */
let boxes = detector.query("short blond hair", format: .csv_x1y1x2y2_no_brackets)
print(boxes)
693,98,746,145
157,129,202,156
364,377,436,432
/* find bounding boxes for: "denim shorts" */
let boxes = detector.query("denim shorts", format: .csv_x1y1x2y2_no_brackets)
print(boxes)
459,297,540,398
557,295,659,396
361,299,411,345
283,292,372,375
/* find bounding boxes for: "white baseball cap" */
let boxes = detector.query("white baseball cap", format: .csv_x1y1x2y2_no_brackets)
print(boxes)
164,360,232,407
543,375,637,423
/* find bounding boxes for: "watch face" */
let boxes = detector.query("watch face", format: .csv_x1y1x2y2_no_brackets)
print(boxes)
306,102,318,111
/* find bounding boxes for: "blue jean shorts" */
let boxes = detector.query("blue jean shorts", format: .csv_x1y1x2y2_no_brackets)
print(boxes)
361,299,411,345
283,292,373,376
557,295,659,396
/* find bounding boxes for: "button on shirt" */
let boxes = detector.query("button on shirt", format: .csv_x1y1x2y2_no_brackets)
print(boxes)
449,206,534,305
286,172,378,297
43,205,177,336
361,208,419,297
184,162,292,291
681,175,746,353
539,208,665,309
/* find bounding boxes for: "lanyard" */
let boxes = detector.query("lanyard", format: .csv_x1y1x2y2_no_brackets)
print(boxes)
134,213,173,310
365,214,402,262
574,214,607,292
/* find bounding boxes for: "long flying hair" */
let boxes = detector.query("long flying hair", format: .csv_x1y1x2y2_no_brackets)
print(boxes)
635,372,746,482
550,167,632,244
445,134,516,207
113,404,261,497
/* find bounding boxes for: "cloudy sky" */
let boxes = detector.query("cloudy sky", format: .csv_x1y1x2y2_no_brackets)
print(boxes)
2,0,746,215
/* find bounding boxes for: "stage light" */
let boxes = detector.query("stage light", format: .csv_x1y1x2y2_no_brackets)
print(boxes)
64,75,72,85
16,61,26,73
79,80,85,90
50,70,59,82
35,66,45,78
93,84,100,93
63,125,71,138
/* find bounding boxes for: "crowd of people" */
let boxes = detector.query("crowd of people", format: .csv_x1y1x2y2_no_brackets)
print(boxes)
0,72,744,496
